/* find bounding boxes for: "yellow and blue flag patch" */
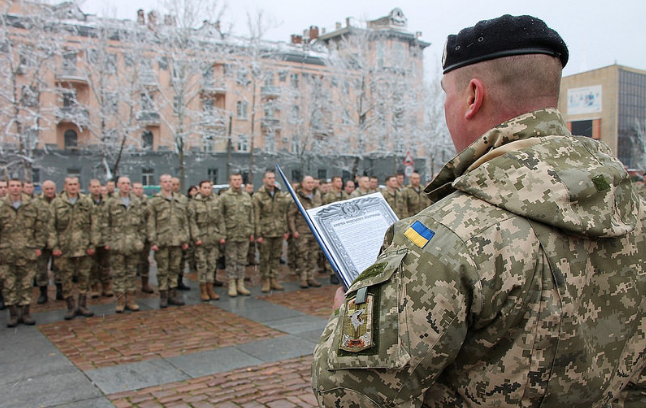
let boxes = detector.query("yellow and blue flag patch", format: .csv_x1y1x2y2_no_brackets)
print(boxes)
404,220,435,248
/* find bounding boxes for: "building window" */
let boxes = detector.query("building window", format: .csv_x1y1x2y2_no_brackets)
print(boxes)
141,93,154,111
571,120,593,138
105,91,118,114
236,101,248,119
290,73,299,88
279,70,287,82
62,89,77,108
64,129,78,149
265,132,275,153
203,134,214,152
291,169,302,182
238,135,248,152
291,136,300,154
142,130,153,150
32,168,41,184
208,168,218,184
318,169,327,180
62,52,76,74
142,168,154,186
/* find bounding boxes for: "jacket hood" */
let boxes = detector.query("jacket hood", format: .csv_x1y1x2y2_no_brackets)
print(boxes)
426,109,637,238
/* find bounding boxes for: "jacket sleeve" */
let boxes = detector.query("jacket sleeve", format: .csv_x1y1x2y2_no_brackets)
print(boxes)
88,199,99,252
147,199,157,246
47,201,59,252
253,195,261,238
287,200,297,234
188,201,200,244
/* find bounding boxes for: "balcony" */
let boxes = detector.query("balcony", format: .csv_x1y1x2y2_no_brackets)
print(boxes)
202,81,226,95
261,118,281,130
136,110,160,126
201,113,227,129
55,106,89,127
261,86,280,98
139,71,158,88
55,68,88,86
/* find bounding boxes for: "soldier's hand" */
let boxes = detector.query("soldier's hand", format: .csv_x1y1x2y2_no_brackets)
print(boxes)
151,245,159,252
293,231,300,239
53,249,62,257
220,239,225,244
250,235,255,242
257,237,264,245
35,249,41,257
195,240,202,246
283,233,289,240
181,243,189,250
87,248,95,256
105,245,110,250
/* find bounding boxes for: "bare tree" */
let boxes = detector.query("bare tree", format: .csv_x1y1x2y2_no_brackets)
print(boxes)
631,117,646,171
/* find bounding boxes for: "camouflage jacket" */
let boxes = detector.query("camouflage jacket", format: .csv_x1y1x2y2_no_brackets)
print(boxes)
147,192,190,247
90,195,108,246
253,186,289,238
350,188,370,198
189,193,225,246
323,189,349,205
104,194,146,255
381,188,407,219
288,188,321,235
48,192,99,257
312,109,646,407
0,194,47,263
220,188,254,241
402,184,430,217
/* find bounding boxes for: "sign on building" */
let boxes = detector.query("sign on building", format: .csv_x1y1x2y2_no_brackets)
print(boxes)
567,85,602,115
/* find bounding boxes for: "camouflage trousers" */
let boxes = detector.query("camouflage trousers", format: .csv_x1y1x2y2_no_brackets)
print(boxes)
259,237,283,279
292,233,316,280
154,246,182,291
1,260,36,306
36,248,57,287
90,246,111,286
247,241,258,265
225,240,249,280
111,252,138,293
138,244,151,278
195,244,220,283
182,243,197,274
56,255,92,299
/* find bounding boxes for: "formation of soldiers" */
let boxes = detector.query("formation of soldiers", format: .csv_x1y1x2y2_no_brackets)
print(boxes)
0,170,430,327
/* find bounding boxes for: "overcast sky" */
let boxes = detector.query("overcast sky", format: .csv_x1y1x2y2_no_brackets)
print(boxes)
79,0,646,79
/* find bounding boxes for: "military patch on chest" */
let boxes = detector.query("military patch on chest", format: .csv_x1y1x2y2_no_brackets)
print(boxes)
339,293,374,353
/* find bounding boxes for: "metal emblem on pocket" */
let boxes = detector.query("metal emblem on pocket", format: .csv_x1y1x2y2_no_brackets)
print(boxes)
340,294,374,352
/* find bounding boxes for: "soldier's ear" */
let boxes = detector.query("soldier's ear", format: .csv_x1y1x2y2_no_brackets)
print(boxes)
464,78,484,120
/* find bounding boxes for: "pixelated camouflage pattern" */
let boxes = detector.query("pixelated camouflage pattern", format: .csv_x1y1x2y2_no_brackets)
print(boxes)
402,185,431,217
189,193,225,247
287,188,322,236
147,192,190,247
0,194,47,263
381,188,407,219
220,188,254,241
90,196,108,246
312,109,646,407
253,186,289,238
104,193,146,255
48,192,99,257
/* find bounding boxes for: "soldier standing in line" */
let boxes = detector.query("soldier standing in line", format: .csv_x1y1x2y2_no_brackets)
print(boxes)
220,173,254,297
253,171,290,293
0,179,6,311
172,177,192,291
322,176,348,285
0,179,47,327
22,181,35,197
402,171,431,217
104,177,145,313
189,180,225,301
287,175,322,288
381,175,407,219
349,176,370,198
245,182,259,268
368,176,379,194
147,174,190,308
35,180,56,304
88,179,113,298
343,180,355,196
132,182,154,293
49,177,99,320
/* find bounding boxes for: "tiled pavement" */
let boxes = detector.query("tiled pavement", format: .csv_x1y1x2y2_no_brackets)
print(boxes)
0,265,337,407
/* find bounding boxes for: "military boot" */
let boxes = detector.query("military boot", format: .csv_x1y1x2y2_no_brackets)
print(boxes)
7,305,19,327
0,292,5,311
237,279,251,296
115,292,126,313
168,288,185,306
159,290,168,308
200,283,210,301
20,305,35,325
55,283,64,301
102,281,114,297
177,274,190,291
300,277,309,288
126,292,140,312
228,279,237,297
141,276,154,293
77,295,94,317
307,278,322,287
90,283,100,299
213,278,223,287
37,286,48,304
261,278,271,293
270,278,284,291
64,297,76,320
206,283,219,300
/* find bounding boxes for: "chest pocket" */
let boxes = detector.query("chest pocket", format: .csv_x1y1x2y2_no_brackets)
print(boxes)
327,248,411,370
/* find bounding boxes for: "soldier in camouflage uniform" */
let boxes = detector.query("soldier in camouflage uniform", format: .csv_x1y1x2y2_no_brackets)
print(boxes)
189,180,225,301
88,179,113,298
104,177,146,313
312,15,646,407
349,176,370,198
49,177,99,320
401,172,430,217
381,175,407,219
35,180,56,304
253,171,290,293
148,174,190,308
173,177,193,291
220,174,254,297
287,175,322,288
132,182,154,293
0,179,47,327
322,176,348,284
